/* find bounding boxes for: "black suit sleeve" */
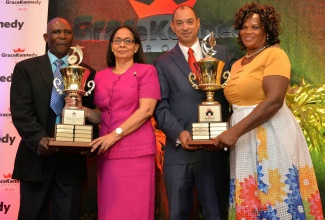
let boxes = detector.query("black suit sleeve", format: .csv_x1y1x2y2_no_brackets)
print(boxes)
10,60,50,153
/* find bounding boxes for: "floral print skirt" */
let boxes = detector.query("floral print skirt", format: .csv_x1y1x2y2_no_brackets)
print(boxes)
228,104,323,219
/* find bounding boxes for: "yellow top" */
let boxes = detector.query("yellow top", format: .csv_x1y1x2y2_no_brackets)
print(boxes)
224,47,291,106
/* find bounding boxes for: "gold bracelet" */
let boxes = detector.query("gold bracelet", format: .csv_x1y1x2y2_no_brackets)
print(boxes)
86,109,91,118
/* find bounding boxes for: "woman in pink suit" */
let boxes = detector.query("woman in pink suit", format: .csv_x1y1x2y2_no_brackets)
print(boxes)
81,26,161,220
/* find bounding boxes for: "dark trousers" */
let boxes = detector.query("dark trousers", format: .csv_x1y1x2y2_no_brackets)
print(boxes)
163,152,230,220
18,170,82,220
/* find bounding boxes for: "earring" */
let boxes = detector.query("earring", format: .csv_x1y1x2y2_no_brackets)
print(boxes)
135,50,137,53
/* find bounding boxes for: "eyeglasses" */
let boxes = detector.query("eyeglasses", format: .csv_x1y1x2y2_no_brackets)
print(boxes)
112,38,135,45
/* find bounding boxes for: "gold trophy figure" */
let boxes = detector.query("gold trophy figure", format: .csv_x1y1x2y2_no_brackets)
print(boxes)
54,45,95,109
188,32,230,141
50,45,95,152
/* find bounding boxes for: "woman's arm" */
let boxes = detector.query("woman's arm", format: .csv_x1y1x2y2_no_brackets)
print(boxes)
90,98,157,154
213,75,289,150
65,95,101,124
82,106,101,124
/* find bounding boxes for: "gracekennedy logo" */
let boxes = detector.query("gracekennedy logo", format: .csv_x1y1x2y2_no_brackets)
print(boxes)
73,0,237,52
0,134,16,145
1,173,19,184
0,74,12,83
1,48,38,59
0,201,11,215
1,173,19,191
6,0,42,5
129,0,196,18
0,112,12,118
0,108,12,124
0,19,24,30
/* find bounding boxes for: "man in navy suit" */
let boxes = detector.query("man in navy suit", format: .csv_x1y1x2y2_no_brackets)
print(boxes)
153,5,236,220
10,17,97,220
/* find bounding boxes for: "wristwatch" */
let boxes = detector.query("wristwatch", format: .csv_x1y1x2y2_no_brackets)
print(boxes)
115,127,123,137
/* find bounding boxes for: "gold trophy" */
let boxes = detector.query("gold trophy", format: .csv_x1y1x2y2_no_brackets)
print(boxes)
49,45,95,153
188,32,230,142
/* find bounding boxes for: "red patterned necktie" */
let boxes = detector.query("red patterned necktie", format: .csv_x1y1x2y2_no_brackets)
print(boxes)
188,48,198,79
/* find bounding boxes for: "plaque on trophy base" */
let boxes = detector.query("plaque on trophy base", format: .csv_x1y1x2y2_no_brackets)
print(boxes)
191,122,228,141
49,124,93,154
62,108,86,125
48,45,95,153
54,124,93,142
187,32,230,146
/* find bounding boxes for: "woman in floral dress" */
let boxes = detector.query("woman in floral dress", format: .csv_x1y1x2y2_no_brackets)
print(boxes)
213,3,324,219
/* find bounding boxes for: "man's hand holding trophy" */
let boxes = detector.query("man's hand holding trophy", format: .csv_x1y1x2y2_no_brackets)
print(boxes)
49,45,95,153
187,32,230,150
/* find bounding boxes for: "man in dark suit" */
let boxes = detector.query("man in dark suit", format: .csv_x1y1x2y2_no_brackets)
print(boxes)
153,5,236,220
10,17,97,220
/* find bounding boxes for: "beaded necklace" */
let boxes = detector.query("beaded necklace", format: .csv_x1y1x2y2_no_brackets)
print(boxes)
245,45,268,59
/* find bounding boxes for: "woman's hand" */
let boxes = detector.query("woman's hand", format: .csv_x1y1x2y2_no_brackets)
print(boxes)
90,132,120,155
64,95,83,109
212,128,239,151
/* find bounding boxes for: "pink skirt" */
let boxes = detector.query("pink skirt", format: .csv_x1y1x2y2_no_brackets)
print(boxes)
97,155,155,220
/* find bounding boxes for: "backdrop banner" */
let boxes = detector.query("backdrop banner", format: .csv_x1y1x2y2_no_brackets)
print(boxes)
52,0,325,217
1,0,324,219
0,1,49,219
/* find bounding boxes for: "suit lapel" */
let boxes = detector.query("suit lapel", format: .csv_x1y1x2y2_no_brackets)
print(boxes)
37,55,54,93
170,44,191,78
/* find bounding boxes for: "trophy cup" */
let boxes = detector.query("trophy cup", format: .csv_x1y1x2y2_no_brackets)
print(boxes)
49,45,95,153
188,32,230,143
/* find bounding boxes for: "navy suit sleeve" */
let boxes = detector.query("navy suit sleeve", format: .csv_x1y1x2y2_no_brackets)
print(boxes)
153,59,185,146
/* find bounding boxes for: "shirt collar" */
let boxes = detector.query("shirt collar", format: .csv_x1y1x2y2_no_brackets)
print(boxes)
47,50,69,67
178,38,203,61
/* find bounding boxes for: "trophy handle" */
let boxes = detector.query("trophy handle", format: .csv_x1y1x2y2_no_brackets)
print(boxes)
84,80,95,96
188,73,199,90
53,78,64,94
221,71,231,88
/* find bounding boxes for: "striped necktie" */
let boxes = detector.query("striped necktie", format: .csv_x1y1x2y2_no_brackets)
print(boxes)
50,59,64,115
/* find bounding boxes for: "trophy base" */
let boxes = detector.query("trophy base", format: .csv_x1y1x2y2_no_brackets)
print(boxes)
53,124,93,154
48,140,92,154
187,140,214,145
187,139,230,152
187,139,215,151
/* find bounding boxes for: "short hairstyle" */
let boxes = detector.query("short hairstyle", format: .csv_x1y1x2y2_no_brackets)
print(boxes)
172,5,198,22
234,3,282,50
106,25,145,67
